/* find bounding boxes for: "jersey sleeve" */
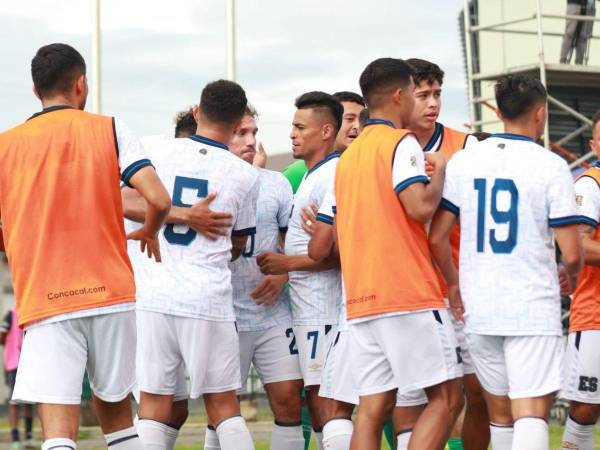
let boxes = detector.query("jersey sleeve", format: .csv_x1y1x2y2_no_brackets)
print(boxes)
114,118,154,188
277,174,294,233
232,172,260,237
439,157,461,216
316,179,336,226
574,176,600,228
392,134,429,194
547,161,581,228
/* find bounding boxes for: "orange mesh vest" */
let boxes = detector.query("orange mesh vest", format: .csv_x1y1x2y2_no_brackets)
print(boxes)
335,122,444,320
570,167,600,332
434,126,470,297
0,106,135,327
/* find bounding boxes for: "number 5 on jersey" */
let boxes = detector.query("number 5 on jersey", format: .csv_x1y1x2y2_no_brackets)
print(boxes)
164,176,208,245
474,178,519,254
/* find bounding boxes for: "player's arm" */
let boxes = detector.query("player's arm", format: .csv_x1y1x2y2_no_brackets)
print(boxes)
578,224,600,265
394,136,446,223
429,208,463,320
308,221,335,262
231,235,247,261
122,188,233,240
555,225,584,293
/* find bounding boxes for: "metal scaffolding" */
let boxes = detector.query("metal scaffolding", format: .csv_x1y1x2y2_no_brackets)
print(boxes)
462,0,600,169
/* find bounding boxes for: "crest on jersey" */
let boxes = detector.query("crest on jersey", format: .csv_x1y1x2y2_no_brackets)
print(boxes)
576,194,583,207
199,148,207,155
410,155,417,167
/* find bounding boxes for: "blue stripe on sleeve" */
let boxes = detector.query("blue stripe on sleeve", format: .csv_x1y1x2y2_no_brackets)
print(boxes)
548,215,598,228
394,175,430,194
121,158,153,187
232,227,257,237
440,198,460,216
316,213,334,225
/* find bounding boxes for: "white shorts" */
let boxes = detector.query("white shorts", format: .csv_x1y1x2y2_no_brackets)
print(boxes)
136,310,241,399
466,334,563,399
319,330,359,404
13,311,136,405
562,330,600,404
450,312,475,375
294,324,336,387
238,324,302,393
348,309,463,397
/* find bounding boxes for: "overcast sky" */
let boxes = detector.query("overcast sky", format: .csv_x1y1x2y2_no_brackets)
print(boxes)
0,0,470,155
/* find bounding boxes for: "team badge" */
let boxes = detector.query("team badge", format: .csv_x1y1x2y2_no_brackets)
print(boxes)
576,195,583,207
410,155,417,167
199,148,207,155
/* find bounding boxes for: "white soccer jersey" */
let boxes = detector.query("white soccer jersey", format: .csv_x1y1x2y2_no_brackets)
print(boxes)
231,168,294,332
132,134,260,322
575,166,600,227
441,133,581,336
285,152,342,326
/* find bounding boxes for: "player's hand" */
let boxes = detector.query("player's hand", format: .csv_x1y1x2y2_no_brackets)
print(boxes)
424,152,446,174
448,284,464,322
127,227,162,262
300,203,318,235
186,192,233,240
251,274,288,306
559,265,577,296
425,160,435,178
253,142,268,168
256,252,291,275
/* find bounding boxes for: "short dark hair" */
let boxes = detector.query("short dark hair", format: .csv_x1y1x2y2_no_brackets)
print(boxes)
333,91,366,107
295,91,343,133
592,110,600,130
359,58,413,108
31,43,87,98
495,75,547,120
406,58,444,86
200,79,247,125
174,107,197,138
359,108,370,128
471,131,492,141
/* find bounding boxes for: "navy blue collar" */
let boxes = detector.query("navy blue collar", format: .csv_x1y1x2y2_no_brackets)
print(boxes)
365,119,395,128
423,122,444,152
188,134,229,150
28,105,74,121
306,151,340,177
595,161,600,169
491,133,535,142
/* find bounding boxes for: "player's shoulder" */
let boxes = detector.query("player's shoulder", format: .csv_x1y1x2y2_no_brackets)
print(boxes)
258,167,291,189
139,134,176,161
576,169,600,191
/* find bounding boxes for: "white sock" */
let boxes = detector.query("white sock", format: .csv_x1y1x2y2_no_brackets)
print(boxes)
322,419,353,450
137,419,171,450
204,426,221,450
396,429,412,450
216,416,254,450
270,423,304,450
490,423,513,450
42,438,76,450
314,430,325,450
512,417,548,450
164,425,179,450
105,426,142,449
561,416,595,450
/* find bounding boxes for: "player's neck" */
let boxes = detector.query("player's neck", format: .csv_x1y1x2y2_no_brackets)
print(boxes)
503,123,539,141
412,125,436,148
194,124,230,147
41,96,81,111
368,109,404,129
305,147,334,170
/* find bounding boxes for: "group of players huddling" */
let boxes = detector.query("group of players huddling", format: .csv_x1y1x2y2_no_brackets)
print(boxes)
0,42,599,450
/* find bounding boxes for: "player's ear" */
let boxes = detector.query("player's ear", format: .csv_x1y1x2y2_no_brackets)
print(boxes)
322,123,335,140
75,74,86,96
535,103,547,127
192,105,201,124
391,87,403,106
495,107,504,122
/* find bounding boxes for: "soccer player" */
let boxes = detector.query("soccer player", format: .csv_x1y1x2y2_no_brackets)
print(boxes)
132,80,259,450
229,105,305,450
335,58,464,450
257,92,343,450
399,57,488,450
429,74,584,450
560,110,600,450
0,43,171,450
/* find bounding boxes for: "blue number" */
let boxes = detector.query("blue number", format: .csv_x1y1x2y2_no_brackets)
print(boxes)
241,234,255,258
286,328,298,355
307,331,319,359
474,179,486,253
164,176,208,245
474,178,519,254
